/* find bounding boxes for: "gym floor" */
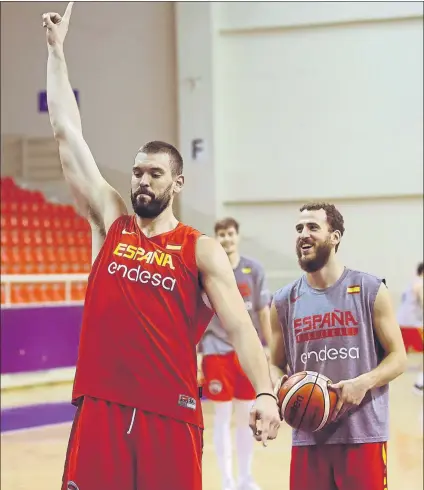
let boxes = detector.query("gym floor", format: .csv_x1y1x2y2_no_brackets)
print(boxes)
1,355,423,490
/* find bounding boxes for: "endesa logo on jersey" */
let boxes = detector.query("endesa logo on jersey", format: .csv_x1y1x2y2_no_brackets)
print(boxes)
294,310,359,343
107,242,177,292
300,345,360,365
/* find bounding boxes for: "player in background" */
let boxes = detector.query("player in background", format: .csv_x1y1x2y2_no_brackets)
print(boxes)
270,202,407,490
197,218,272,490
43,4,280,490
397,262,423,394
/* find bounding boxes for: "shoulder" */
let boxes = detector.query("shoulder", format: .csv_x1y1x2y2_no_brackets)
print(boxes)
195,235,222,261
345,267,383,283
345,267,385,291
273,277,303,308
345,268,386,308
240,255,265,274
176,222,204,239
195,236,233,276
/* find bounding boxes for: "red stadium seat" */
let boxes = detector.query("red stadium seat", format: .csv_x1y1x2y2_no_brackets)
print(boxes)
1,179,92,300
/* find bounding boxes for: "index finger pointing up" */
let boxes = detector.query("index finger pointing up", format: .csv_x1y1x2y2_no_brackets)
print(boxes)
63,2,74,22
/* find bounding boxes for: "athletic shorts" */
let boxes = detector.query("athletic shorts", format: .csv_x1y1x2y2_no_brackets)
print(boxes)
62,396,203,490
400,326,423,353
291,442,388,490
202,351,256,402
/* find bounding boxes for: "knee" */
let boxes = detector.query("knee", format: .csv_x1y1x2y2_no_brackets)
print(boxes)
214,401,233,428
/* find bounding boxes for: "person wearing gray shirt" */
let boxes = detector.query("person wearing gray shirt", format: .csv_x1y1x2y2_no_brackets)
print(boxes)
198,217,271,490
271,202,407,490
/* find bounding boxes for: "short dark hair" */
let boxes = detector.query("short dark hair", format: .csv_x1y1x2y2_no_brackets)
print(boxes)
139,141,183,176
299,202,345,252
214,217,240,234
417,262,424,276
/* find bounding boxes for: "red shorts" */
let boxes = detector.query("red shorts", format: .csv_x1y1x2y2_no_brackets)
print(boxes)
291,442,388,490
400,326,423,353
202,351,255,402
62,397,203,490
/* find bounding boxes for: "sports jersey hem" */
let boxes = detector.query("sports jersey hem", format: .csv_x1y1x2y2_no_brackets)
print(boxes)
72,393,204,429
202,349,235,357
292,435,388,446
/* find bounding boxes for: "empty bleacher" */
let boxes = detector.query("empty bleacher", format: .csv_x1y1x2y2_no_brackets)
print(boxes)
1,177,90,304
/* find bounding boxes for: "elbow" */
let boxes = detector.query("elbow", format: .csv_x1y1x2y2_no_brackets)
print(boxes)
48,111,67,140
50,120,79,142
52,125,66,141
398,349,408,375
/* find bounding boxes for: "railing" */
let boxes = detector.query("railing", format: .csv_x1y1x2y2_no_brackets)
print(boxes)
1,273,89,307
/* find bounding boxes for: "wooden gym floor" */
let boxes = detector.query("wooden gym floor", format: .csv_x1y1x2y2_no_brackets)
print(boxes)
1,355,423,490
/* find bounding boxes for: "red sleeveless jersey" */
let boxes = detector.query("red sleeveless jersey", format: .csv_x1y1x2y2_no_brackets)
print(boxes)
72,215,213,427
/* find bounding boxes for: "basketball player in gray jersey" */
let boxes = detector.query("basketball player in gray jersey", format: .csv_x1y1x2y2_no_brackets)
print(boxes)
397,262,423,393
270,202,407,490
198,217,271,490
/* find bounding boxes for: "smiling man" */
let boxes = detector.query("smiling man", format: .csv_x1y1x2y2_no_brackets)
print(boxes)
270,202,407,490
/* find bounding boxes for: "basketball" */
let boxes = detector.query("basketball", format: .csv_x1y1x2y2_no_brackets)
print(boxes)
276,371,338,432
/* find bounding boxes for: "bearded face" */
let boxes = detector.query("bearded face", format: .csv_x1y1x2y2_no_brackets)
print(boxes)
295,208,340,273
131,182,173,219
296,234,333,273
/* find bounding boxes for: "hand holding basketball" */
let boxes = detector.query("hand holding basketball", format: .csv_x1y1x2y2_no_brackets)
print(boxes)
329,377,369,422
42,2,74,47
276,371,338,432
249,394,281,446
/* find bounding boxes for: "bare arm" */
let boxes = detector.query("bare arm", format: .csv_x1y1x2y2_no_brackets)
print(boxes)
257,306,272,350
197,237,273,395
269,302,288,374
359,283,407,390
44,3,126,239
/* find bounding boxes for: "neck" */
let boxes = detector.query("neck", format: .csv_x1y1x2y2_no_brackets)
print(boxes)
134,207,179,238
306,256,345,290
227,251,241,269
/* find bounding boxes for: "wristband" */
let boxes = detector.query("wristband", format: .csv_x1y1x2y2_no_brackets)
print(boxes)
256,392,278,403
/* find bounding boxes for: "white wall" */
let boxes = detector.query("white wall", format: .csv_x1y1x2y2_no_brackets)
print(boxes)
174,1,423,302
215,12,423,201
175,2,219,233
1,1,177,206
216,1,423,31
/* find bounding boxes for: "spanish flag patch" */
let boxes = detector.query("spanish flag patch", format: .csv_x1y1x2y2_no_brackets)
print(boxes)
166,244,182,251
347,285,361,294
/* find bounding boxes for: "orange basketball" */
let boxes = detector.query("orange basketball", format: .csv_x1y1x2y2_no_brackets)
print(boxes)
276,371,338,432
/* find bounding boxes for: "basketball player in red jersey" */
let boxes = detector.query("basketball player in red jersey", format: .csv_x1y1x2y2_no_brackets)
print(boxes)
43,4,280,490
270,203,407,490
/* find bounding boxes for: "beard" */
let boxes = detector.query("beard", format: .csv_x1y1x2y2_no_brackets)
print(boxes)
296,237,333,273
131,183,173,219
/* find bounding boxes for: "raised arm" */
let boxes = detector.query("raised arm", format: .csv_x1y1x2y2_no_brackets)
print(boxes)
197,236,280,445
43,2,127,241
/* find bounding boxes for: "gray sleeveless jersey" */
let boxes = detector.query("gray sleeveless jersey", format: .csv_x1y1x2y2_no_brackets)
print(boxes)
397,282,423,327
201,256,270,355
273,268,389,446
